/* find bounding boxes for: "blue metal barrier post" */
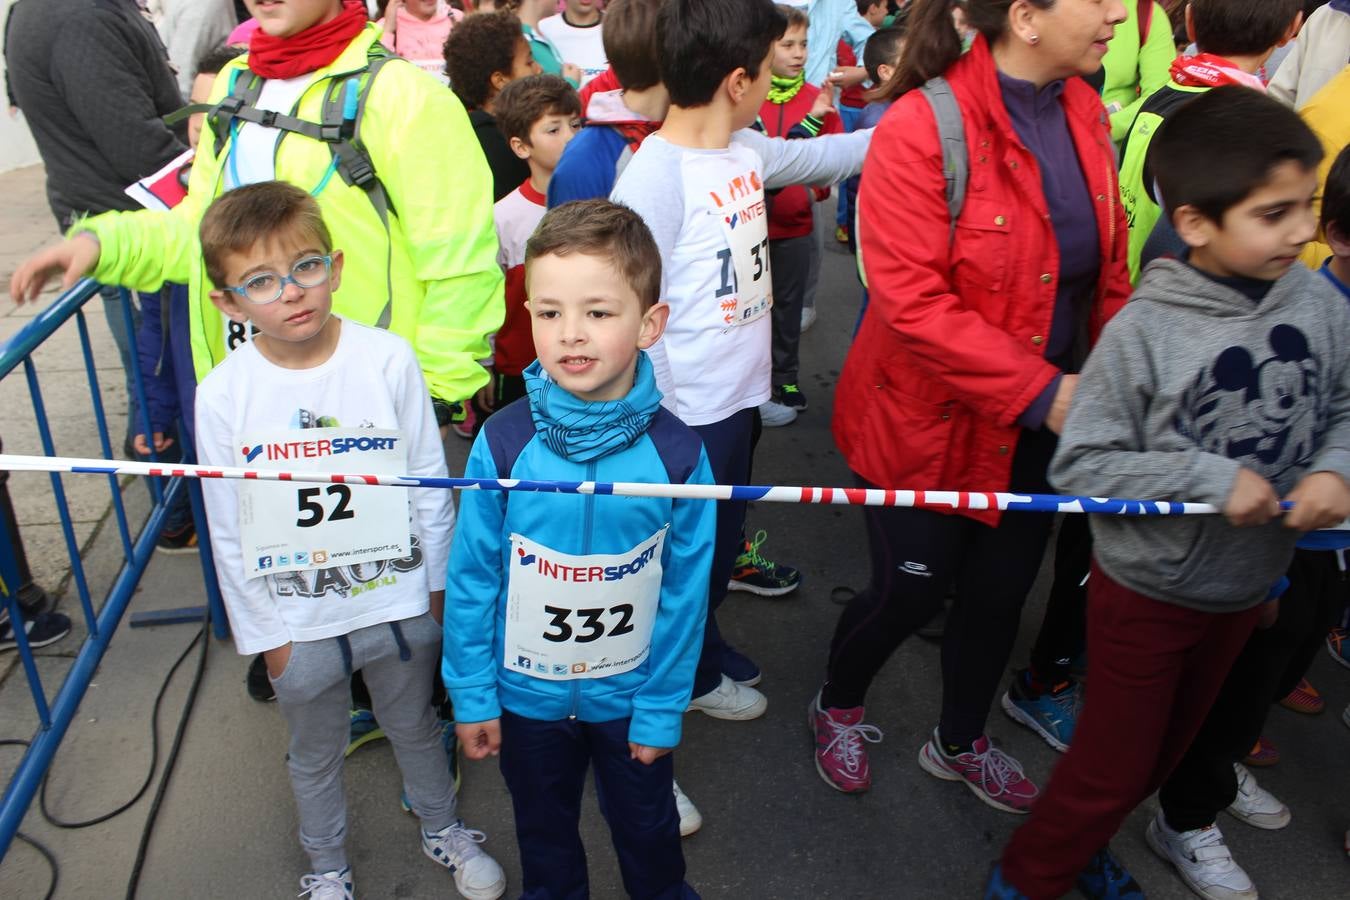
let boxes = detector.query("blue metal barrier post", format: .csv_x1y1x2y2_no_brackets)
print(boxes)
0,278,224,860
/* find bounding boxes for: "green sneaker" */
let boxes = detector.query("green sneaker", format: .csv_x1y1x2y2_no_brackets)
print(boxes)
345,707,385,757
728,530,801,597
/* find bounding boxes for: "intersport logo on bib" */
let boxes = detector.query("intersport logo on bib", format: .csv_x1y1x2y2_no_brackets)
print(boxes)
241,435,399,463
516,540,660,584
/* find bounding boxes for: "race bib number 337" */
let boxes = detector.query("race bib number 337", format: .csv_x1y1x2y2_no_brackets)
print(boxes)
504,528,668,681
237,428,410,579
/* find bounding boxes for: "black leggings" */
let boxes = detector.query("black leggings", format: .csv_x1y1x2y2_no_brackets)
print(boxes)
1027,513,1092,684
823,428,1058,747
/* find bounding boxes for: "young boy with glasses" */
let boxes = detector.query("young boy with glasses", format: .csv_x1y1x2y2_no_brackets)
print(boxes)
193,181,506,900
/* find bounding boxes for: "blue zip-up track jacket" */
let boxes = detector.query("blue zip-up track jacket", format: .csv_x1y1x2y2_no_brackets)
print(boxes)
442,393,717,748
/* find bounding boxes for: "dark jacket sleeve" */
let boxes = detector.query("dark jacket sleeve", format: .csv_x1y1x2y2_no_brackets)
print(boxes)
49,10,186,185
134,289,180,436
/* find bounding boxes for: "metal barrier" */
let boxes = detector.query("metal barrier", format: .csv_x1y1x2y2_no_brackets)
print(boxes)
0,278,226,860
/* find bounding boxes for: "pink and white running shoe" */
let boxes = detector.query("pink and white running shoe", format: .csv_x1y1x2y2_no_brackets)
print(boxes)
917,728,1039,814
808,690,883,793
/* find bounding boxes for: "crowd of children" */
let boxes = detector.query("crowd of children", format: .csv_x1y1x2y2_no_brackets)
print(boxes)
7,0,1350,897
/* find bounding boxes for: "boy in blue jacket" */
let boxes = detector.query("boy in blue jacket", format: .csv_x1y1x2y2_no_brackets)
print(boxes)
443,199,716,899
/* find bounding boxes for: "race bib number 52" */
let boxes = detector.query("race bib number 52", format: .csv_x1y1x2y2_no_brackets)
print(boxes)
504,528,668,681
236,428,411,579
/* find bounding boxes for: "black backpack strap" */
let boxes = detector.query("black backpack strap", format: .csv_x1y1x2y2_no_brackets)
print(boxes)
644,408,706,487
483,398,536,481
320,49,398,325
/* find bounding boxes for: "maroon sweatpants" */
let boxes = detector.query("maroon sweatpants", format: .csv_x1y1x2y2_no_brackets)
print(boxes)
1001,562,1263,899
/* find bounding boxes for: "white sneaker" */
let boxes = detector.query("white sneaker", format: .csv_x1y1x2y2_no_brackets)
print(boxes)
1146,813,1256,900
800,306,818,332
758,399,797,428
686,674,768,720
422,821,507,899
673,779,703,836
299,867,354,900
1226,763,1290,830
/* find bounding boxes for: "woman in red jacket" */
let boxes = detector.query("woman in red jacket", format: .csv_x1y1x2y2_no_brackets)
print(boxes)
808,0,1131,810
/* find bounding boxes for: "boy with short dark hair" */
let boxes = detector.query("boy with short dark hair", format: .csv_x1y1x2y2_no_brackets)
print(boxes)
194,181,506,900
611,0,869,714
547,0,667,207
445,10,543,201
444,199,717,899
486,74,583,416
1119,0,1304,282
990,87,1350,900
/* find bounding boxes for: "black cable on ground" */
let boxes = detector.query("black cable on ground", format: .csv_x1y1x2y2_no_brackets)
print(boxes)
39,625,204,828
0,740,57,900
1,616,211,899
124,614,210,900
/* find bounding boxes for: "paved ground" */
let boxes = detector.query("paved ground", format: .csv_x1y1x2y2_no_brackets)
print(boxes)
1,168,1348,899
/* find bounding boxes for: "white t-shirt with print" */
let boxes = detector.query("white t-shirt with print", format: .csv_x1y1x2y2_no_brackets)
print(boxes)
195,319,454,655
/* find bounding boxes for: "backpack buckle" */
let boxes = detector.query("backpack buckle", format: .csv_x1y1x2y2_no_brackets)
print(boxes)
344,154,376,189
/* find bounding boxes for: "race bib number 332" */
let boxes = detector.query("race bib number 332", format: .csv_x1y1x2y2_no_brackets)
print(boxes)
504,528,668,681
237,428,411,579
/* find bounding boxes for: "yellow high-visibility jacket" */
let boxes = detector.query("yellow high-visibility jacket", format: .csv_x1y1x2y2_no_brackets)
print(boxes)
82,24,504,404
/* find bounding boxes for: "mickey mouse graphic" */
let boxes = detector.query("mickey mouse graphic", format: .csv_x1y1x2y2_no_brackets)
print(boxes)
1181,324,1322,477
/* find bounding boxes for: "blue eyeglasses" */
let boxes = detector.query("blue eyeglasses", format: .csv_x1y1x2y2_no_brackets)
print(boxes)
225,255,333,305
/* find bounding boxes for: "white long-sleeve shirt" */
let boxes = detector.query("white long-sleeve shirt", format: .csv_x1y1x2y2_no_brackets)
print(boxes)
610,127,871,426
195,319,453,654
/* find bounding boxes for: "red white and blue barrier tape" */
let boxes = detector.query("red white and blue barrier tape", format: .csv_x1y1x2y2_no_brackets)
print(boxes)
0,453,1285,516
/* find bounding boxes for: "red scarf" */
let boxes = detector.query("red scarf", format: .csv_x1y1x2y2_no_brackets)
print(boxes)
249,1,369,80
1169,53,1267,92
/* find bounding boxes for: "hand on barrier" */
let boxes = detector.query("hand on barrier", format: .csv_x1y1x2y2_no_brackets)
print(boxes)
1224,468,1282,527
628,743,673,766
1283,470,1350,532
8,232,101,304
132,432,176,456
457,719,502,760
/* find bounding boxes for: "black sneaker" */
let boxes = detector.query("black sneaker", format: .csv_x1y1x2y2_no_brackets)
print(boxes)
156,523,199,555
774,384,807,411
247,652,277,702
727,530,802,597
0,611,72,652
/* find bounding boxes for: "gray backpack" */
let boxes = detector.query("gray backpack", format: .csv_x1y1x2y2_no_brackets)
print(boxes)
856,76,967,288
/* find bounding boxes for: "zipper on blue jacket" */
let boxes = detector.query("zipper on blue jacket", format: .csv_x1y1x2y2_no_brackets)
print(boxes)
568,459,599,719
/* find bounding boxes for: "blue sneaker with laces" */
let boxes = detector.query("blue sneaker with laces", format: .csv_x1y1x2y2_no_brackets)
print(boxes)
1077,846,1144,899
984,863,1029,899
345,707,385,757
1001,670,1081,753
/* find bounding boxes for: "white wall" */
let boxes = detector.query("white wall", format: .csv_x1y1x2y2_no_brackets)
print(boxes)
0,0,41,173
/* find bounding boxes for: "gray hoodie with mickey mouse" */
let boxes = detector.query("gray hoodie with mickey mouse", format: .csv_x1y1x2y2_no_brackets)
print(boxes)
1050,258,1350,612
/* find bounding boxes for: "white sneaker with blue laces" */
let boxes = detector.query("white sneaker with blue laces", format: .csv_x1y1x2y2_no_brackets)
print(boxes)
298,867,353,900
421,820,506,899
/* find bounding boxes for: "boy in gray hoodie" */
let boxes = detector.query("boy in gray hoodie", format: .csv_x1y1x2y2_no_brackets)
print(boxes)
991,87,1350,900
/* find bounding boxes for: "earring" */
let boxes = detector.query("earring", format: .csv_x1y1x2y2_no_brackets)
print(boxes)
1028,34,1040,45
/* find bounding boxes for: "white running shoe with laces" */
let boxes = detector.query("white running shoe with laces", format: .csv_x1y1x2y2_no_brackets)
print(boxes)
421,821,507,899
1226,762,1290,830
673,780,703,836
299,867,354,900
686,674,767,720
1146,813,1257,900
